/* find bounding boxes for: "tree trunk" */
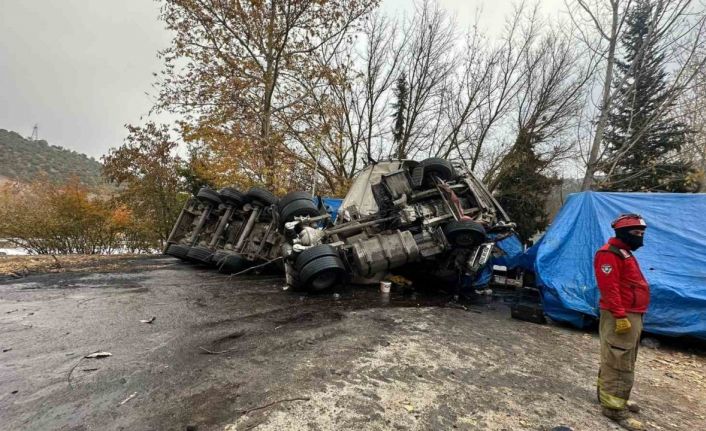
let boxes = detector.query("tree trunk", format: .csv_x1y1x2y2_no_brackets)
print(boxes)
260,1,278,190
581,4,619,191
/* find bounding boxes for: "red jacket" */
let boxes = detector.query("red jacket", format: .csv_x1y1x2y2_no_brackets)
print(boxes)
594,238,650,318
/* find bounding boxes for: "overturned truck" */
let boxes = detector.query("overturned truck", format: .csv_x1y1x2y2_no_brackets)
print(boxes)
164,186,282,274
165,157,515,293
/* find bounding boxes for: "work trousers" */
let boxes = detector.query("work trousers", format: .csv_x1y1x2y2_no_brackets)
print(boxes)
597,310,643,410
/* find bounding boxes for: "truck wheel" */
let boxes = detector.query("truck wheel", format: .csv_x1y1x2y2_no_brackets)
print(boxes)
444,220,486,247
197,187,222,207
211,250,226,265
298,255,346,292
216,253,249,274
165,244,190,260
279,199,320,231
295,244,340,271
246,187,278,206
277,191,313,212
186,245,214,264
219,188,247,207
412,157,457,188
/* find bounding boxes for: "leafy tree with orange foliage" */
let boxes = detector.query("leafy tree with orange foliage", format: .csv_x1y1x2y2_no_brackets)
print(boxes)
0,178,152,254
102,123,186,247
155,0,380,194
177,145,217,195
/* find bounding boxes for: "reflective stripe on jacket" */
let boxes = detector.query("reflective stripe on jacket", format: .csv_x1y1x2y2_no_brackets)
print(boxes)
594,237,650,318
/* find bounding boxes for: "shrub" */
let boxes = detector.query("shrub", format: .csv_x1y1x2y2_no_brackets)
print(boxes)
0,178,156,254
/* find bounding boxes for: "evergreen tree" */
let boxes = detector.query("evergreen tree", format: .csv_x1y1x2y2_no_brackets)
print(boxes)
391,73,408,148
602,0,693,192
494,129,561,242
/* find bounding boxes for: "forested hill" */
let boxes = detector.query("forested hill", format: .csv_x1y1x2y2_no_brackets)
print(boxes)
0,129,103,186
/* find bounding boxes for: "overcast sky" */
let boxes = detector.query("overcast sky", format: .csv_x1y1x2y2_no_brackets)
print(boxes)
0,0,563,159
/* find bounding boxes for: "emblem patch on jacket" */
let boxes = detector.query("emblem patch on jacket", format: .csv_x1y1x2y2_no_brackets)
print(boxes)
601,264,613,274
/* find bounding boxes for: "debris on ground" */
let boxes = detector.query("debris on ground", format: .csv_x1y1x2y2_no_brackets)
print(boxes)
85,351,112,359
140,317,156,324
119,392,138,406
67,351,112,389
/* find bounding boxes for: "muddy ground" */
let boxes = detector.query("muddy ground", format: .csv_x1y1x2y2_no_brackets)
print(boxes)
1,256,704,431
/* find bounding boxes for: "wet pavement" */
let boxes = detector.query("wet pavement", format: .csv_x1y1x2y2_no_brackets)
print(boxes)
1,256,704,431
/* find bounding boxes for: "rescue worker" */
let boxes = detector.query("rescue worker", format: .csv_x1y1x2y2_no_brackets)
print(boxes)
594,214,650,431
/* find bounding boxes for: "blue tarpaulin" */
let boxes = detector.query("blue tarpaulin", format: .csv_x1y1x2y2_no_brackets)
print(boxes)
472,233,525,287
318,197,342,221
530,191,706,339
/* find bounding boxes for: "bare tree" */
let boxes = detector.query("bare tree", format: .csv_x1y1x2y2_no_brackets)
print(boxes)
393,0,458,160
278,10,412,195
467,2,543,172
360,13,408,164
486,23,598,191
433,22,496,161
426,2,546,174
567,0,634,190
678,49,706,191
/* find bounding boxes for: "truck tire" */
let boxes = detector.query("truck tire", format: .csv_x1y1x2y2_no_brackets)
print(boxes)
211,250,229,265
412,157,457,188
443,219,486,247
277,191,313,212
298,254,346,292
295,244,340,271
165,243,190,260
278,199,320,231
246,187,278,206
216,253,249,274
186,245,214,264
197,187,222,207
219,188,247,207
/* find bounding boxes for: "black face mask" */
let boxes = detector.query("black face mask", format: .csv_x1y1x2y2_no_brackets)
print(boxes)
616,228,644,251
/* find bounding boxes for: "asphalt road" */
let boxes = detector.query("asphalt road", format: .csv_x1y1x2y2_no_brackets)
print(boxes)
1,256,704,431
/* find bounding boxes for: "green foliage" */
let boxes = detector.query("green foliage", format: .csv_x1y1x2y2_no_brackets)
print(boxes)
494,129,561,242
0,129,103,187
602,0,694,192
177,146,215,196
391,73,408,150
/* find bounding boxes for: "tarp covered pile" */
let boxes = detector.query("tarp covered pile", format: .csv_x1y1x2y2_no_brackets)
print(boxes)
529,192,706,340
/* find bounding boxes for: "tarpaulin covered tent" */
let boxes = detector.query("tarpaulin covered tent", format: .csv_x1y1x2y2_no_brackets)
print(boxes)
531,191,706,339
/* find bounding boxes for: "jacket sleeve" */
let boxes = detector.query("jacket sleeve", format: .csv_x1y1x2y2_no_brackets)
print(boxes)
594,251,626,318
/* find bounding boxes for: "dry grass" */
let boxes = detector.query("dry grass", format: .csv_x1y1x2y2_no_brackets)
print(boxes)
0,254,146,277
